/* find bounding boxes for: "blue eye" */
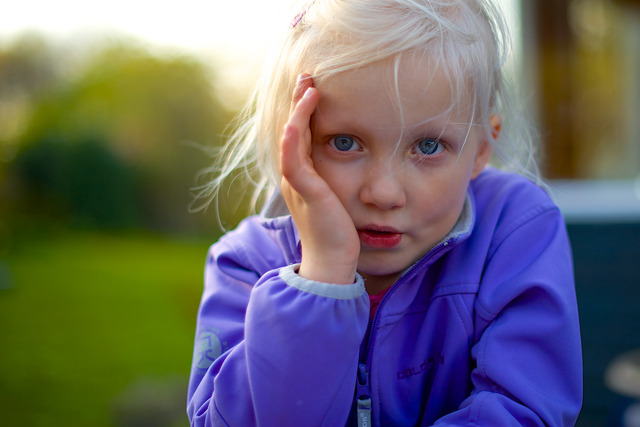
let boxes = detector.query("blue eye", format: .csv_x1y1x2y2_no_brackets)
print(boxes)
415,138,442,156
331,135,360,152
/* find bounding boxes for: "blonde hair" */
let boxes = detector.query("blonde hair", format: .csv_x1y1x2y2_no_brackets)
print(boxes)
195,0,539,218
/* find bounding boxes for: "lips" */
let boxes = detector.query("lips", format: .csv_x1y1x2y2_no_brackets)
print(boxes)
357,226,402,249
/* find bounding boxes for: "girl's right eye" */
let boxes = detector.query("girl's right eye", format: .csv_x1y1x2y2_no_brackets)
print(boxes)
330,135,361,152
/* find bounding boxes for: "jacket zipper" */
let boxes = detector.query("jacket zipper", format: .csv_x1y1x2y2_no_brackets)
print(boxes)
357,363,372,427
356,238,454,426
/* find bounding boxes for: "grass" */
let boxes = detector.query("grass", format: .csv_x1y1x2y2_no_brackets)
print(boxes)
0,229,215,427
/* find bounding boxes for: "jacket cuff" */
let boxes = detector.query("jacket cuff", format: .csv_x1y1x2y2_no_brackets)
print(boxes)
279,264,366,300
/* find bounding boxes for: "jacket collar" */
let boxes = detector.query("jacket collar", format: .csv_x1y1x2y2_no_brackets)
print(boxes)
445,190,475,244
260,189,291,219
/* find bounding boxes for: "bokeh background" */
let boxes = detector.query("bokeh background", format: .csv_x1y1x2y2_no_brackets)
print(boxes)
1,0,639,426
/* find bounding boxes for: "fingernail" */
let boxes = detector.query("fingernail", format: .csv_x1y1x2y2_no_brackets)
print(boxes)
303,87,313,98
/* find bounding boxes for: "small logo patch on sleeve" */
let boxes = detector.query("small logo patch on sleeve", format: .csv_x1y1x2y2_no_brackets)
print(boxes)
194,328,226,372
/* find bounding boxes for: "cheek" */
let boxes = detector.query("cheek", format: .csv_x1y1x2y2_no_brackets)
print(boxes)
312,154,350,193
310,146,329,178
313,160,364,208
409,169,469,213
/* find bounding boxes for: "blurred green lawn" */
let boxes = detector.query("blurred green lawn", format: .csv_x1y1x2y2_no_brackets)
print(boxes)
0,230,214,427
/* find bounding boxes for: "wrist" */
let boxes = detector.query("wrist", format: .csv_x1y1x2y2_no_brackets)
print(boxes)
298,258,358,285
279,264,366,299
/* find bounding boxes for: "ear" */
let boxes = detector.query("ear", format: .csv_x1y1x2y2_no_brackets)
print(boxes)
471,114,501,178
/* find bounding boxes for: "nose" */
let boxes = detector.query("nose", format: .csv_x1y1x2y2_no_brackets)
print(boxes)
359,164,406,210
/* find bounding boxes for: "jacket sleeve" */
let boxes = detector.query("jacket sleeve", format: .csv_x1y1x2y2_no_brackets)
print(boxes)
435,204,583,426
187,223,370,426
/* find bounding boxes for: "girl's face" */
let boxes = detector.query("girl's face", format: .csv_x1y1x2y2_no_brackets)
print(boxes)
310,54,492,290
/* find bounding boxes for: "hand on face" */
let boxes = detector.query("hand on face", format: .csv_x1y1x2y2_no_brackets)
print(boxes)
280,74,360,285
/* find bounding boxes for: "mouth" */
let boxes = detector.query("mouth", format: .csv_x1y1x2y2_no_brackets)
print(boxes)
357,225,402,249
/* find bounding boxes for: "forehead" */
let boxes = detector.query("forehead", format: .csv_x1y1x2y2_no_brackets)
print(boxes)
314,53,472,131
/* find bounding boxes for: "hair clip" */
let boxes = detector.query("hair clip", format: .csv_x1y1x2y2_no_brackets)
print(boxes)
290,0,316,29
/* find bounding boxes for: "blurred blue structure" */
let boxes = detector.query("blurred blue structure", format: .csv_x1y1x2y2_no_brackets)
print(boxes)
552,180,640,426
553,180,640,224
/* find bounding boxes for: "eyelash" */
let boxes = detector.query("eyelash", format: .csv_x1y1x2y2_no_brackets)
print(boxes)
329,135,362,152
328,135,446,158
412,138,444,157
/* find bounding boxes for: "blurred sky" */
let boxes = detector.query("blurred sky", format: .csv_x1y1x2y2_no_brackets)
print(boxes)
1,0,519,98
0,0,288,52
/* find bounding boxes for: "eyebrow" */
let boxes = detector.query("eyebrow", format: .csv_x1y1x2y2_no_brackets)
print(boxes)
313,100,476,146
312,107,376,137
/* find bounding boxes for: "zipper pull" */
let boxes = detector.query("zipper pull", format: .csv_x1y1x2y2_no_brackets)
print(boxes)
357,363,372,427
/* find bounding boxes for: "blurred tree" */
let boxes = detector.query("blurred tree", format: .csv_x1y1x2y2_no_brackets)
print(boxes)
3,37,233,233
14,135,140,228
0,35,61,163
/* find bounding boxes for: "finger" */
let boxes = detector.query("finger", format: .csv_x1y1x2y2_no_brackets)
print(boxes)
281,75,320,196
291,73,314,112
286,74,317,151
287,86,318,141
281,102,320,197
288,72,317,135
280,124,301,181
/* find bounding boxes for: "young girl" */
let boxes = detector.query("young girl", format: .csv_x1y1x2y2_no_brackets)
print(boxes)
188,0,583,425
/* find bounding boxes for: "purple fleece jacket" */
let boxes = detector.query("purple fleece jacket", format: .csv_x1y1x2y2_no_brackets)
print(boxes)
187,168,583,426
